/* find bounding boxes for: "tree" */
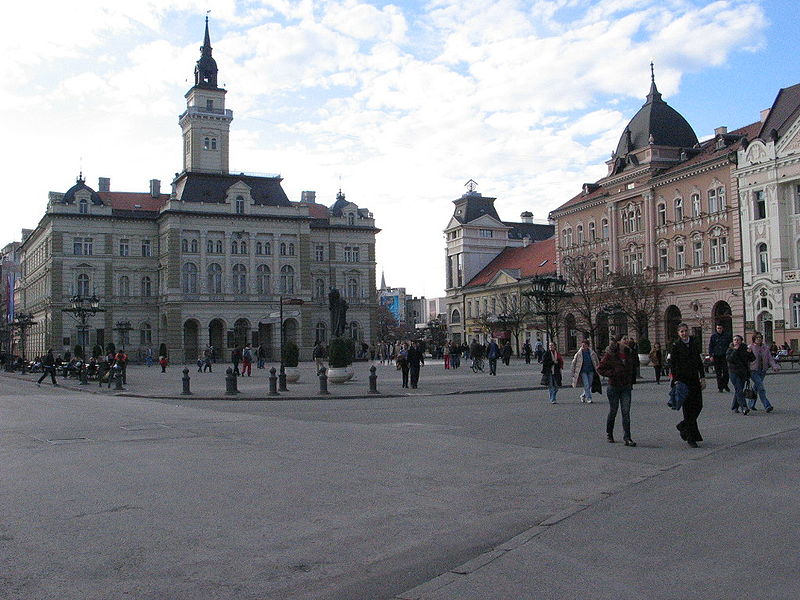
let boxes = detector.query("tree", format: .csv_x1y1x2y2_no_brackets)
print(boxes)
562,257,613,348
522,277,573,345
375,304,414,342
608,269,663,340
497,293,534,355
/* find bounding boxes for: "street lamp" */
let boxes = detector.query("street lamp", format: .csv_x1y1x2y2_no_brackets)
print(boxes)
62,294,105,356
11,312,37,373
523,275,573,345
113,320,132,351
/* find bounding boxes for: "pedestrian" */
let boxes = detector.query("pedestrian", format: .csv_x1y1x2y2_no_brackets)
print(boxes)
313,341,326,372
571,339,599,403
670,323,706,448
487,338,500,376
541,342,563,404
257,344,266,369
501,341,512,366
203,347,213,372
522,340,532,364
709,323,732,392
748,332,780,412
159,355,168,373
649,342,664,384
596,338,636,446
727,335,755,415
241,345,253,376
407,341,424,389
534,338,545,363
231,347,241,376
36,349,58,386
145,346,154,368
115,350,128,384
197,354,204,373
443,341,451,370
396,343,409,388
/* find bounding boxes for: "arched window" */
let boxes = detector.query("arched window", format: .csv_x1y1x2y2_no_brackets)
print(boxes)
207,239,214,253
315,322,327,343
288,243,295,256
141,276,152,297
315,278,325,299
256,242,263,255
349,321,360,340
119,276,130,296
757,243,769,274
235,195,244,214
181,263,198,294
264,242,271,256
207,263,222,294
691,193,701,216
347,277,358,298
280,265,294,294
231,241,239,254
793,294,800,328
139,322,152,345
657,203,666,226
576,225,584,244
211,138,217,150
601,218,609,239
77,274,90,297
674,197,684,221
588,222,596,240
280,242,287,256
204,137,210,150
240,242,247,254
215,240,223,254
79,198,88,214
190,239,198,253
451,309,461,324
256,265,270,295
181,239,189,252
233,264,247,294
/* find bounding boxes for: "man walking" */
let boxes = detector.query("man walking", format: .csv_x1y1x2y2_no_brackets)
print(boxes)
670,323,706,448
407,341,424,389
486,338,500,376
709,323,732,392
37,349,58,386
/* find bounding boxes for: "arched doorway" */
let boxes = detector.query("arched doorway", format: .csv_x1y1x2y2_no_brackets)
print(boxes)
183,319,199,362
564,313,578,353
208,318,225,361
283,318,298,345
665,305,682,345
713,301,733,334
757,311,774,343
233,318,251,348
596,312,609,351
258,322,273,360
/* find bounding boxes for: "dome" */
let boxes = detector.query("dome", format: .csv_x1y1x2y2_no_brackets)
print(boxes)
63,176,103,205
614,75,698,159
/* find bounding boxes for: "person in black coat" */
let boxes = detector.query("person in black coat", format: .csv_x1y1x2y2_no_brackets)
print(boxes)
670,323,706,447
406,341,424,389
709,323,732,392
726,335,755,414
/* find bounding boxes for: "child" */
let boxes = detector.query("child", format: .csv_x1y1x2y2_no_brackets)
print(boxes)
159,355,168,373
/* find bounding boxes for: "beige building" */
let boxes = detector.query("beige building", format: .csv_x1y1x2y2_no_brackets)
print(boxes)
17,21,378,362
550,70,750,350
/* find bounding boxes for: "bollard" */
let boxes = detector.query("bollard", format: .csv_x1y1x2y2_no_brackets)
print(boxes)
368,365,379,394
268,367,279,396
181,368,192,395
79,365,88,385
225,368,239,395
114,371,124,390
278,365,288,392
318,367,330,395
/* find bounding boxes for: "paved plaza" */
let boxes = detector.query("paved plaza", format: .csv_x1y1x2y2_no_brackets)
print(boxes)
1,360,799,599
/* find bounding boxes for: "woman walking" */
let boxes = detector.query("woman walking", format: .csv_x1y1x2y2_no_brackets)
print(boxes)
396,343,410,389
571,339,599,403
541,342,564,404
597,339,636,446
748,332,780,412
649,342,664,384
727,335,755,414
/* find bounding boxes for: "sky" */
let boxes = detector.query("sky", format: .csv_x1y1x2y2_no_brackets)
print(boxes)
4,0,799,298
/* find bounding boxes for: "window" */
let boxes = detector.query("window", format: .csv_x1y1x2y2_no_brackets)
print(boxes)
344,246,357,262
232,264,247,294
657,203,666,226
256,242,263,255
602,258,610,276
240,242,247,254
181,239,189,252
207,263,222,294
577,225,584,244
73,237,93,256
757,243,769,273
347,277,358,298
264,242,271,256
119,239,129,256
207,239,214,253
141,239,151,257
793,294,800,328
708,189,717,213
215,240,223,254
691,193,701,217
119,276,130,296
479,229,493,238
676,244,685,270
674,197,684,221
288,243,295,256
235,196,244,214
589,222,596,240
280,265,294,294
315,245,325,261
466,300,472,318
719,236,728,263
348,213,355,225
601,219,609,239
591,260,598,281
710,237,727,264
211,138,217,150
280,242,287,256
77,274,90,297
257,265,270,294
190,239,198,253
231,241,239,254
795,185,800,214
754,191,766,220
659,247,668,272
181,263,198,294
204,137,210,150
693,241,703,266
562,227,572,247
141,276,152,297
314,278,325,299
717,186,726,211
206,99,214,110
139,323,152,345
79,198,88,214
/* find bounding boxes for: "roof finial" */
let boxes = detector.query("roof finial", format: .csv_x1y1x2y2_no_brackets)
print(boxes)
650,60,655,84
646,60,662,104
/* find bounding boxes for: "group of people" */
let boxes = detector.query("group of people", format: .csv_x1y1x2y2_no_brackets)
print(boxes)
34,348,130,387
394,341,425,388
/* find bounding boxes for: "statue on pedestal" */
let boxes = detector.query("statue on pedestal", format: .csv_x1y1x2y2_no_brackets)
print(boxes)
329,288,348,337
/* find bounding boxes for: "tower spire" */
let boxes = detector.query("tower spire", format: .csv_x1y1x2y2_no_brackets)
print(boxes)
194,15,218,88
646,61,662,104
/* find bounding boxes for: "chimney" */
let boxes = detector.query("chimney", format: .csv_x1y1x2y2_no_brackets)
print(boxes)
149,179,161,198
760,108,771,123
714,126,727,136
301,190,316,203
520,211,533,224
98,177,110,192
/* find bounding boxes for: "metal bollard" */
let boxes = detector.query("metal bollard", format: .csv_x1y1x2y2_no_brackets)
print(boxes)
318,367,330,395
368,365,379,394
181,368,192,395
225,368,239,395
114,371,124,390
278,365,288,392
268,367,279,396
79,365,88,385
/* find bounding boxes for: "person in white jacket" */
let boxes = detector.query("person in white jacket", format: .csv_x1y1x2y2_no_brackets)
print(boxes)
571,339,600,403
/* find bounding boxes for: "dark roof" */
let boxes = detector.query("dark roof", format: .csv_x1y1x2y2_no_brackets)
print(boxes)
614,76,698,159
758,82,800,141
657,121,759,177
194,17,219,90
63,177,103,205
466,237,556,288
175,172,291,206
330,190,349,216
452,191,501,224
503,221,554,241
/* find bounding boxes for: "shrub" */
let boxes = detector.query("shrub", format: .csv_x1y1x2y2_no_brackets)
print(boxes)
637,338,651,354
328,337,352,368
282,341,299,367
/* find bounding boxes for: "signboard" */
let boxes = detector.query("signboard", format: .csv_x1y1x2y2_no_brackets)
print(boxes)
380,294,401,320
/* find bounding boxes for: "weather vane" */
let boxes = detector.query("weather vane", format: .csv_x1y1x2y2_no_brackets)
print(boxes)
465,179,478,193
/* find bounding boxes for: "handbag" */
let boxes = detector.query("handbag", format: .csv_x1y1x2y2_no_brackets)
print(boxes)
744,379,757,400
591,370,603,394
540,373,551,386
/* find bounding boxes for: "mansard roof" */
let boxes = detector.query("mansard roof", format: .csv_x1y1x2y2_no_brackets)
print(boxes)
503,221,555,241
757,82,800,142
465,237,556,288
174,172,291,206
452,191,501,224
62,177,103,205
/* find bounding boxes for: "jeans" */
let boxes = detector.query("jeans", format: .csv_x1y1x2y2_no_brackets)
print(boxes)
410,365,420,388
488,358,498,375
749,370,772,410
606,386,632,440
729,371,748,411
549,380,559,403
581,370,593,400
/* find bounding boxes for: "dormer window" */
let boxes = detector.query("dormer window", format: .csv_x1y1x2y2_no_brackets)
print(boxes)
79,198,88,214
235,196,244,214
206,99,214,110
348,213,355,225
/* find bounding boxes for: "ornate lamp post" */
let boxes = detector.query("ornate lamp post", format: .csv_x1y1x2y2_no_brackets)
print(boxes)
12,312,37,373
113,320,132,351
62,294,105,356
524,275,573,345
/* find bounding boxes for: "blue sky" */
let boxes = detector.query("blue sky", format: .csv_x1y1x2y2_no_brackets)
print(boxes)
3,0,798,298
